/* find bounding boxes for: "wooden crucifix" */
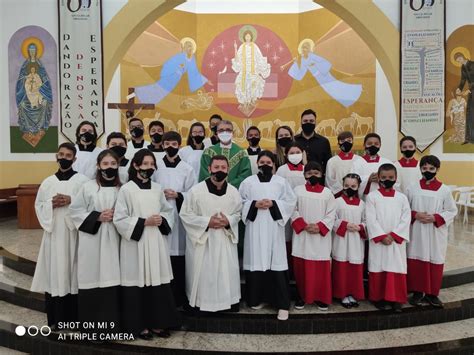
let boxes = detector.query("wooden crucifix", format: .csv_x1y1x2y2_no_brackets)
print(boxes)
107,88,155,120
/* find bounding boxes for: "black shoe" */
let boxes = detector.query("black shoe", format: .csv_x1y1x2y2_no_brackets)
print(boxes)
391,302,402,313
138,331,153,341
425,295,444,308
409,292,424,306
151,329,171,338
294,299,305,310
341,301,352,309
373,300,387,310
316,302,329,311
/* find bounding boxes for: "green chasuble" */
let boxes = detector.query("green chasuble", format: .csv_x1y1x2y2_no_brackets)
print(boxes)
199,143,252,189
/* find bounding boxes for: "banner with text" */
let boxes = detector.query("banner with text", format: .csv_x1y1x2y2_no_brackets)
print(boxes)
58,0,104,142
400,0,445,152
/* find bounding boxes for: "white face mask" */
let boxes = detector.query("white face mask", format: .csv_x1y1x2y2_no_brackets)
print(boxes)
288,153,303,165
218,132,233,144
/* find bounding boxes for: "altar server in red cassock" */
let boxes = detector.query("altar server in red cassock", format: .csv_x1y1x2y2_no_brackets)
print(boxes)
406,155,457,308
365,163,411,313
331,173,367,308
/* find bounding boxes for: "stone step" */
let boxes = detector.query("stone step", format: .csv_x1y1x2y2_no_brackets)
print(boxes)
0,300,473,354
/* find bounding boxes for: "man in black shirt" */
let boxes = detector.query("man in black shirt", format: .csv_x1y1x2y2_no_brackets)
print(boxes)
294,109,332,172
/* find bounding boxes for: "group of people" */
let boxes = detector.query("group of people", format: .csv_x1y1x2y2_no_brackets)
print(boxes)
31,109,458,341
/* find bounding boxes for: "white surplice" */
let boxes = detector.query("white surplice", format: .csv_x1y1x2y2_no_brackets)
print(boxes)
179,145,204,182
393,159,422,195
113,180,175,287
152,158,196,256
352,155,393,199
179,180,242,311
291,185,336,261
124,140,150,160
406,181,458,264
365,189,411,273
31,172,90,296
240,174,297,271
72,145,102,179
325,152,363,195
69,180,121,289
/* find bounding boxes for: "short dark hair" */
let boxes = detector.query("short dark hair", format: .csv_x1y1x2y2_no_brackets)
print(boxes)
420,155,441,169
148,120,164,131
187,122,206,146
337,131,353,141
162,131,182,145
106,132,127,145
209,154,229,167
378,163,397,176
75,121,97,144
284,142,304,155
304,161,323,174
128,149,156,180
301,109,317,119
400,136,416,147
364,132,381,144
246,126,260,136
454,52,466,60
58,142,77,156
128,117,143,126
257,150,276,165
209,114,223,123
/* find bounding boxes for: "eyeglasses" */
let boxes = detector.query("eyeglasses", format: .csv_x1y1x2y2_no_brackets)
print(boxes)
217,129,233,133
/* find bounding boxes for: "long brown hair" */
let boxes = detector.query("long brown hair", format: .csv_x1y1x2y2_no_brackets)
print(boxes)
274,125,294,168
95,149,121,188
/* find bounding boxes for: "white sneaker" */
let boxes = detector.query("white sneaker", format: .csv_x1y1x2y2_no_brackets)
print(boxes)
348,295,357,303
277,309,289,321
250,303,266,310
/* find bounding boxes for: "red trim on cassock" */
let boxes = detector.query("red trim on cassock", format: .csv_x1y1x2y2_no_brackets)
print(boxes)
305,183,324,193
411,210,417,225
362,154,380,163
293,257,332,305
407,259,444,296
336,221,348,237
433,214,446,228
398,158,418,167
334,190,343,198
369,271,407,303
287,163,304,171
358,225,367,239
378,188,395,197
372,234,387,243
363,181,372,195
317,221,329,236
338,151,354,160
341,194,361,206
420,178,442,191
390,232,405,244
292,217,307,235
332,260,365,300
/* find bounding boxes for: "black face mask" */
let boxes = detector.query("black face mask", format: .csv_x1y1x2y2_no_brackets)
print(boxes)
109,145,126,158
340,141,353,153
248,137,261,147
402,149,416,158
151,133,163,143
344,187,358,197
101,167,118,179
212,170,228,182
307,175,323,186
380,179,396,189
422,171,436,181
79,131,95,143
302,122,316,134
165,146,179,157
211,126,218,134
131,127,144,138
258,164,273,176
138,168,155,179
193,135,205,144
366,145,380,156
57,158,73,170
278,137,292,148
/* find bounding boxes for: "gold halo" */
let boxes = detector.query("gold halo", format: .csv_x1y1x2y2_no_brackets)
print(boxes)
238,25,257,43
180,37,197,54
21,37,44,59
298,38,315,55
450,47,471,67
